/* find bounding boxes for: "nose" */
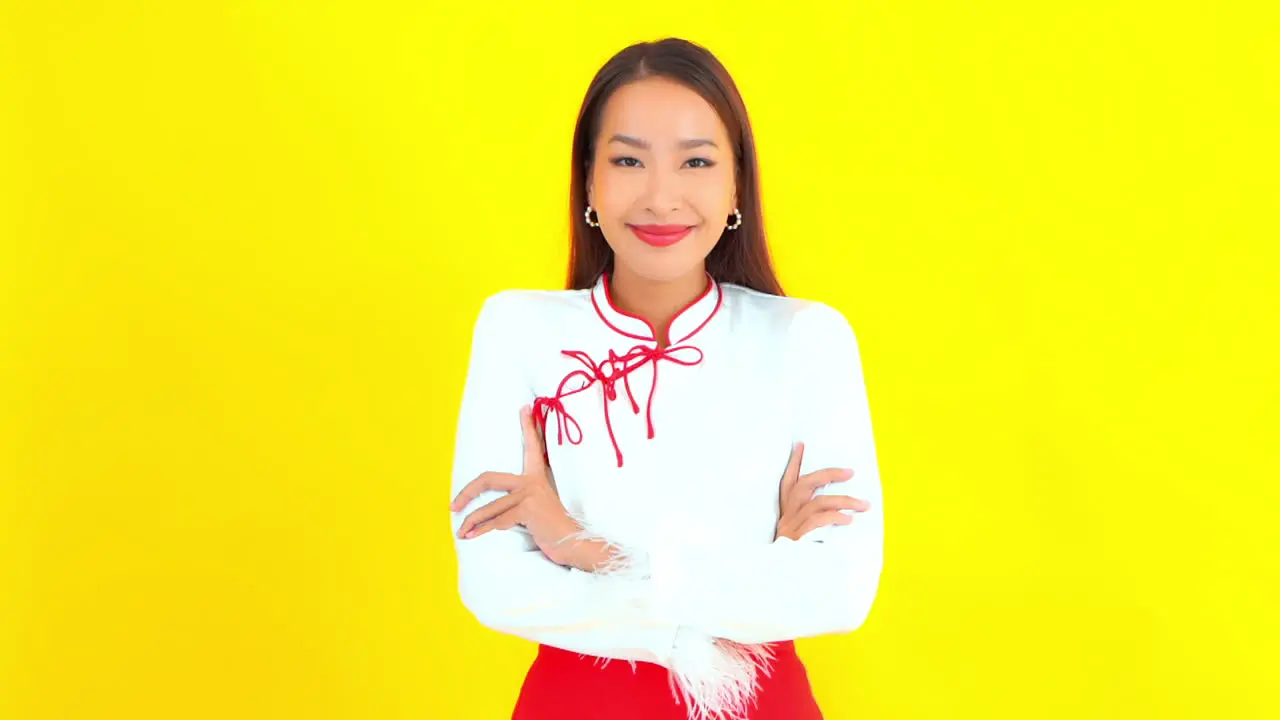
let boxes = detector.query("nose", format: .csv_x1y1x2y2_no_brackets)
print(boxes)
641,164,681,217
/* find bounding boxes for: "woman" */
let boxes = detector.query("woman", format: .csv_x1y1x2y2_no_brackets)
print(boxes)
448,37,884,720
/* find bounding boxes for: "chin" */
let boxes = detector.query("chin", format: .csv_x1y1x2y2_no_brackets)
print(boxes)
614,250,707,285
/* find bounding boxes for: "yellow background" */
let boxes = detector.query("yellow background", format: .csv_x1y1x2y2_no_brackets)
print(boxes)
2,1,1276,718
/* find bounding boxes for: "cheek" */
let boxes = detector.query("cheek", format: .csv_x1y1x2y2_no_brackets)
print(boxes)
693,176,734,220
592,167,640,216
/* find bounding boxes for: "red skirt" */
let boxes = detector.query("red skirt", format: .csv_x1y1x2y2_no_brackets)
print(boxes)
511,640,823,720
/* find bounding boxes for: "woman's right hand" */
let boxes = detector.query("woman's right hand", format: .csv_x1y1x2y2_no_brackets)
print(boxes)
775,442,871,541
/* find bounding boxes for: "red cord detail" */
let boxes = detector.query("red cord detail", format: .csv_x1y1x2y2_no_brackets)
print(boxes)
533,342,705,468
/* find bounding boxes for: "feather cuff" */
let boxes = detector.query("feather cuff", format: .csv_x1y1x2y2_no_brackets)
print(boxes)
561,516,776,720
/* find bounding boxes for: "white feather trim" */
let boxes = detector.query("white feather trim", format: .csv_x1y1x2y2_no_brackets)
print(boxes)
559,514,777,720
555,514,652,672
667,630,775,720
562,515,646,577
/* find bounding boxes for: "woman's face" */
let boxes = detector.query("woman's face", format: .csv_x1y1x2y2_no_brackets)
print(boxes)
587,76,737,285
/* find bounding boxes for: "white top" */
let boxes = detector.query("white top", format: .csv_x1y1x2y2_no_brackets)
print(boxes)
449,273,885,719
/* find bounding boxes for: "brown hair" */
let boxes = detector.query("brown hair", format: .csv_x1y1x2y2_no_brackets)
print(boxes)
566,38,785,296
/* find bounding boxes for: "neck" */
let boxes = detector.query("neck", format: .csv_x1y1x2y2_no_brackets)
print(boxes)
608,266,709,348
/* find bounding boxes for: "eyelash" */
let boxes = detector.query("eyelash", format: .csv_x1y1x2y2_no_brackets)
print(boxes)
609,156,716,169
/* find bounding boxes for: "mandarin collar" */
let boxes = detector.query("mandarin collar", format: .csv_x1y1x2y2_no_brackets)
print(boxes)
589,272,723,345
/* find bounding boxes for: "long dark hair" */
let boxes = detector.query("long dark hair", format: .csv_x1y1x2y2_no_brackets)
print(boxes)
566,38,785,296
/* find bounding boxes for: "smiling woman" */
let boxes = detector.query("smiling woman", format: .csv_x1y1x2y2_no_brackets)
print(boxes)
448,37,885,720
567,40,781,303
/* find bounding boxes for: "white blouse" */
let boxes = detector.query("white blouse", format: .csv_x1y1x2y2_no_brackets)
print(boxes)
449,272,885,719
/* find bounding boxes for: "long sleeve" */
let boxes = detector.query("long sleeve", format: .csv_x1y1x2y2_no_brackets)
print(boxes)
646,302,886,645
449,291,679,664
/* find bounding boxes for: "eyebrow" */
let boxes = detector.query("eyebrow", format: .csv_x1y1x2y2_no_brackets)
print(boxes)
607,134,719,150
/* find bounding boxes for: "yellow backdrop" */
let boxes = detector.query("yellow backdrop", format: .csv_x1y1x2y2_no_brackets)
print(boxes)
2,1,1276,718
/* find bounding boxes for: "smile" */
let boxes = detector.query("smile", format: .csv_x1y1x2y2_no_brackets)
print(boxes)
628,224,695,248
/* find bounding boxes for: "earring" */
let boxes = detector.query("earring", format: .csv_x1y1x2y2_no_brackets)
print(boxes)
584,205,600,228
726,208,743,230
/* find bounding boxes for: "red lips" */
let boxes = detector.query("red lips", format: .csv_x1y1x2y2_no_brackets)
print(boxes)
628,224,694,248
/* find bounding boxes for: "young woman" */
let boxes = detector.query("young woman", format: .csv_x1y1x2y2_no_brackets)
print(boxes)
448,38,885,720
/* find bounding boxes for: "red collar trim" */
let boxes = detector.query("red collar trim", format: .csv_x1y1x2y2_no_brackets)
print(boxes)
590,272,722,345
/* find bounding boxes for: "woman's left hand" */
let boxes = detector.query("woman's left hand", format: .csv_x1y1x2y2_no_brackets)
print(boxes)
451,405,581,562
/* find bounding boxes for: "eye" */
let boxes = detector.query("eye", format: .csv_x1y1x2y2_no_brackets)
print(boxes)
610,156,642,168
684,157,715,169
